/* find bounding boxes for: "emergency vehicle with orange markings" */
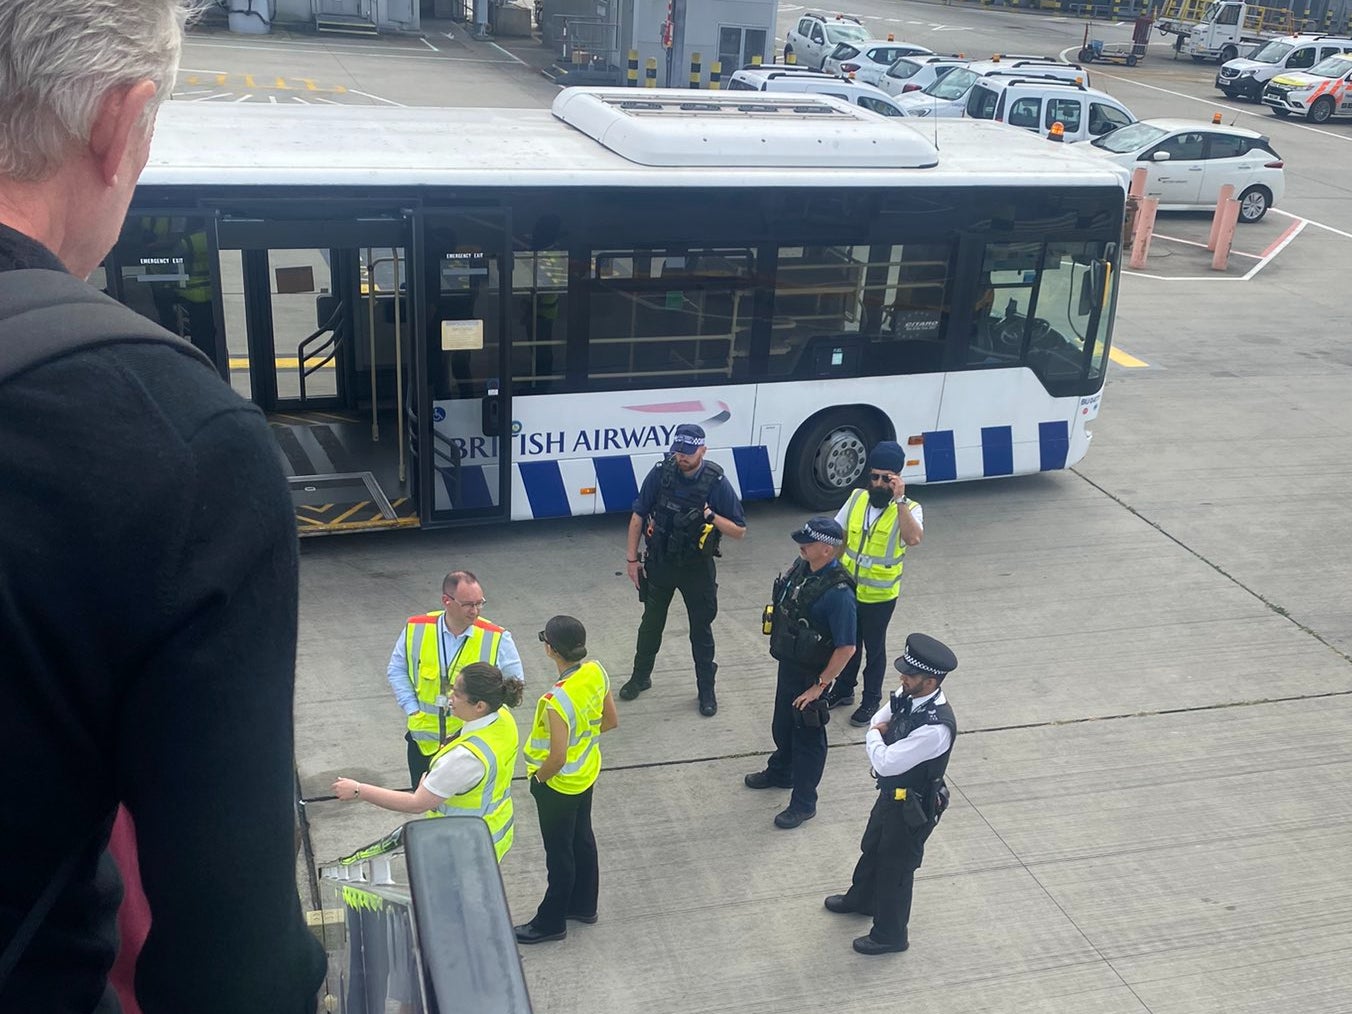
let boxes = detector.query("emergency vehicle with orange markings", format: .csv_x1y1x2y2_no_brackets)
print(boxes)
1262,53,1352,122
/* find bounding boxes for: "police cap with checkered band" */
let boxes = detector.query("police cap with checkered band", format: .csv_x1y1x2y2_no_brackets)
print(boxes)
894,633,957,682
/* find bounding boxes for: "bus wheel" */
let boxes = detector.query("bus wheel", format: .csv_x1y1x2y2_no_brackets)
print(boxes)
786,412,881,510
1308,96,1334,123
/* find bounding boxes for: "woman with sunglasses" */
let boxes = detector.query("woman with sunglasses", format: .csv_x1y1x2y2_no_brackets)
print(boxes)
514,615,619,944
333,661,523,862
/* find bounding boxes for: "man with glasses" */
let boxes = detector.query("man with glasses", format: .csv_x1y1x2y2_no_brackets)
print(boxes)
824,441,924,727
386,570,525,784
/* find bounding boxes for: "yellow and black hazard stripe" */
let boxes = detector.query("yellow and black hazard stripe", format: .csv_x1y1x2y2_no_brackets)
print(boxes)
296,496,419,536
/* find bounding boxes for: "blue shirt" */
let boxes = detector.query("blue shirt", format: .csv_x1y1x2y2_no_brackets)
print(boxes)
807,562,857,647
631,458,747,525
386,615,524,715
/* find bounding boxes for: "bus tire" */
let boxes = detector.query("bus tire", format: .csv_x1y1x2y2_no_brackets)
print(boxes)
1307,96,1334,124
785,410,885,511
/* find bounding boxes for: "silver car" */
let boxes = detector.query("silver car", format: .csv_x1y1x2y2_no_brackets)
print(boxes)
822,40,934,85
783,13,871,71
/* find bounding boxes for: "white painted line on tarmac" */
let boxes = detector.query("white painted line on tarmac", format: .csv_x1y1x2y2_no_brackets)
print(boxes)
349,89,406,107
268,95,278,103
313,96,343,105
443,30,456,40
189,92,233,101
174,88,215,96
1275,207,1352,242
490,41,528,66
1242,216,1304,279
290,95,308,103
185,39,507,63
233,94,254,102
419,36,439,51
1153,231,1262,258
179,66,231,75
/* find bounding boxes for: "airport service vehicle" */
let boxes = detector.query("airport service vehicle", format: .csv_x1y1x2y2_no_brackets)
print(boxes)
965,78,1135,143
1156,1,1285,63
821,39,933,84
105,90,1125,535
1262,53,1352,121
1082,119,1283,222
895,59,1089,117
1216,34,1352,99
783,12,870,70
725,67,909,116
878,56,972,98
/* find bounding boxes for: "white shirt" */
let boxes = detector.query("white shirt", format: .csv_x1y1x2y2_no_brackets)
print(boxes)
420,711,499,801
864,688,951,777
834,496,924,535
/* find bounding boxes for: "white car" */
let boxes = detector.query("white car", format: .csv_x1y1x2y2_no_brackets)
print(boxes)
783,13,870,71
1081,119,1284,222
821,40,934,85
725,67,909,117
1216,34,1352,102
878,55,971,98
895,65,983,117
1262,54,1352,122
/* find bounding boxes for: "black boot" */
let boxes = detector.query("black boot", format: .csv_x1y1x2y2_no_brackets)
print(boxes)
697,684,717,717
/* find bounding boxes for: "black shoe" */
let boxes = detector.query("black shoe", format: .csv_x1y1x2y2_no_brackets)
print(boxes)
618,676,651,701
565,912,598,924
853,933,908,955
744,770,792,790
823,685,855,709
849,702,880,728
824,895,858,914
514,922,567,944
773,806,816,829
698,686,717,716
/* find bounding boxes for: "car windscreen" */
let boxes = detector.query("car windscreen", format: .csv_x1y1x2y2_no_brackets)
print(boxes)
1089,121,1167,152
926,67,976,98
1309,55,1352,77
826,23,870,43
1249,41,1293,63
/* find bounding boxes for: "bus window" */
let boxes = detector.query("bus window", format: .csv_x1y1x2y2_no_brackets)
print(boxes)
968,240,1041,367
511,250,568,393
769,242,952,378
115,214,222,368
586,247,751,389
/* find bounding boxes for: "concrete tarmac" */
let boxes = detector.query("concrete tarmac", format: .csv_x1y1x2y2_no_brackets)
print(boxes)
184,6,1352,1010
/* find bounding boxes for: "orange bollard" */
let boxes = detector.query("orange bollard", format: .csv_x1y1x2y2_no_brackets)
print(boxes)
1207,183,1236,251
1128,196,1158,269
1211,197,1242,270
1129,166,1147,199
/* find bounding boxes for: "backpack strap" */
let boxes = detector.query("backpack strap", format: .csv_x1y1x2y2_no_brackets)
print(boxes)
0,268,213,385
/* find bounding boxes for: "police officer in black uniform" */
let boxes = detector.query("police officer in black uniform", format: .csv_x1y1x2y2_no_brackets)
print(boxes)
825,633,957,954
743,518,857,829
622,424,747,716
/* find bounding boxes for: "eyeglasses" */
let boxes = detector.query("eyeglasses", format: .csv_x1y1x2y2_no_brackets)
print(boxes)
869,472,894,482
446,596,487,610
537,630,550,645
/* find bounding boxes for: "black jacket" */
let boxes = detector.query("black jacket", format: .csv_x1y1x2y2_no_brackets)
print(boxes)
0,223,324,1013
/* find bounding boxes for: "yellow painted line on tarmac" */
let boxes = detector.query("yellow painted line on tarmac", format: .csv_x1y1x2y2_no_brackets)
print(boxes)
229,357,334,369
1109,346,1149,368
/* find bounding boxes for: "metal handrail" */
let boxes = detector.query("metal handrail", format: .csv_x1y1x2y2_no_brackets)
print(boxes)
296,301,345,403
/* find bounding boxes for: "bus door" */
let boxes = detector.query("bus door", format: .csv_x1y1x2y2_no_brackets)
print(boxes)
417,209,513,526
214,212,420,535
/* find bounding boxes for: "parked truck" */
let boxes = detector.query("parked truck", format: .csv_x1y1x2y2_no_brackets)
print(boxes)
1155,0,1289,64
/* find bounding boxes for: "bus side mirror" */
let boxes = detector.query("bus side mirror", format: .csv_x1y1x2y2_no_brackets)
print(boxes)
1077,260,1107,316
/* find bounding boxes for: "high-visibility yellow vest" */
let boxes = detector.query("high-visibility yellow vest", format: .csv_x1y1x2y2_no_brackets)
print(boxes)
177,231,213,303
404,612,504,756
842,489,911,604
427,708,519,862
524,660,609,795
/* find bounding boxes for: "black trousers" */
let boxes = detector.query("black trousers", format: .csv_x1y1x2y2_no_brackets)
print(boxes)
832,597,896,707
841,792,927,946
764,661,828,814
406,731,432,788
529,779,598,934
631,556,718,687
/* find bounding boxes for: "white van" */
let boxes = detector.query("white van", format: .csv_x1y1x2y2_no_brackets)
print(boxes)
725,67,909,117
1217,34,1352,101
894,58,1089,118
965,77,1135,143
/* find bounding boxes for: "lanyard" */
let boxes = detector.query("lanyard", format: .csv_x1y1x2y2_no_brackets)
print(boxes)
437,619,471,744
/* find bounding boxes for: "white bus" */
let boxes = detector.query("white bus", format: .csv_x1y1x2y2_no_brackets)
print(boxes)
103,90,1126,535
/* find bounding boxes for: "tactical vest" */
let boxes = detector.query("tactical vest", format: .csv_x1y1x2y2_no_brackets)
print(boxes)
645,456,724,566
769,559,855,670
428,708,519,862
842,490,910,603
876,693,957,800
524,660,610,795
404,613,505,755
